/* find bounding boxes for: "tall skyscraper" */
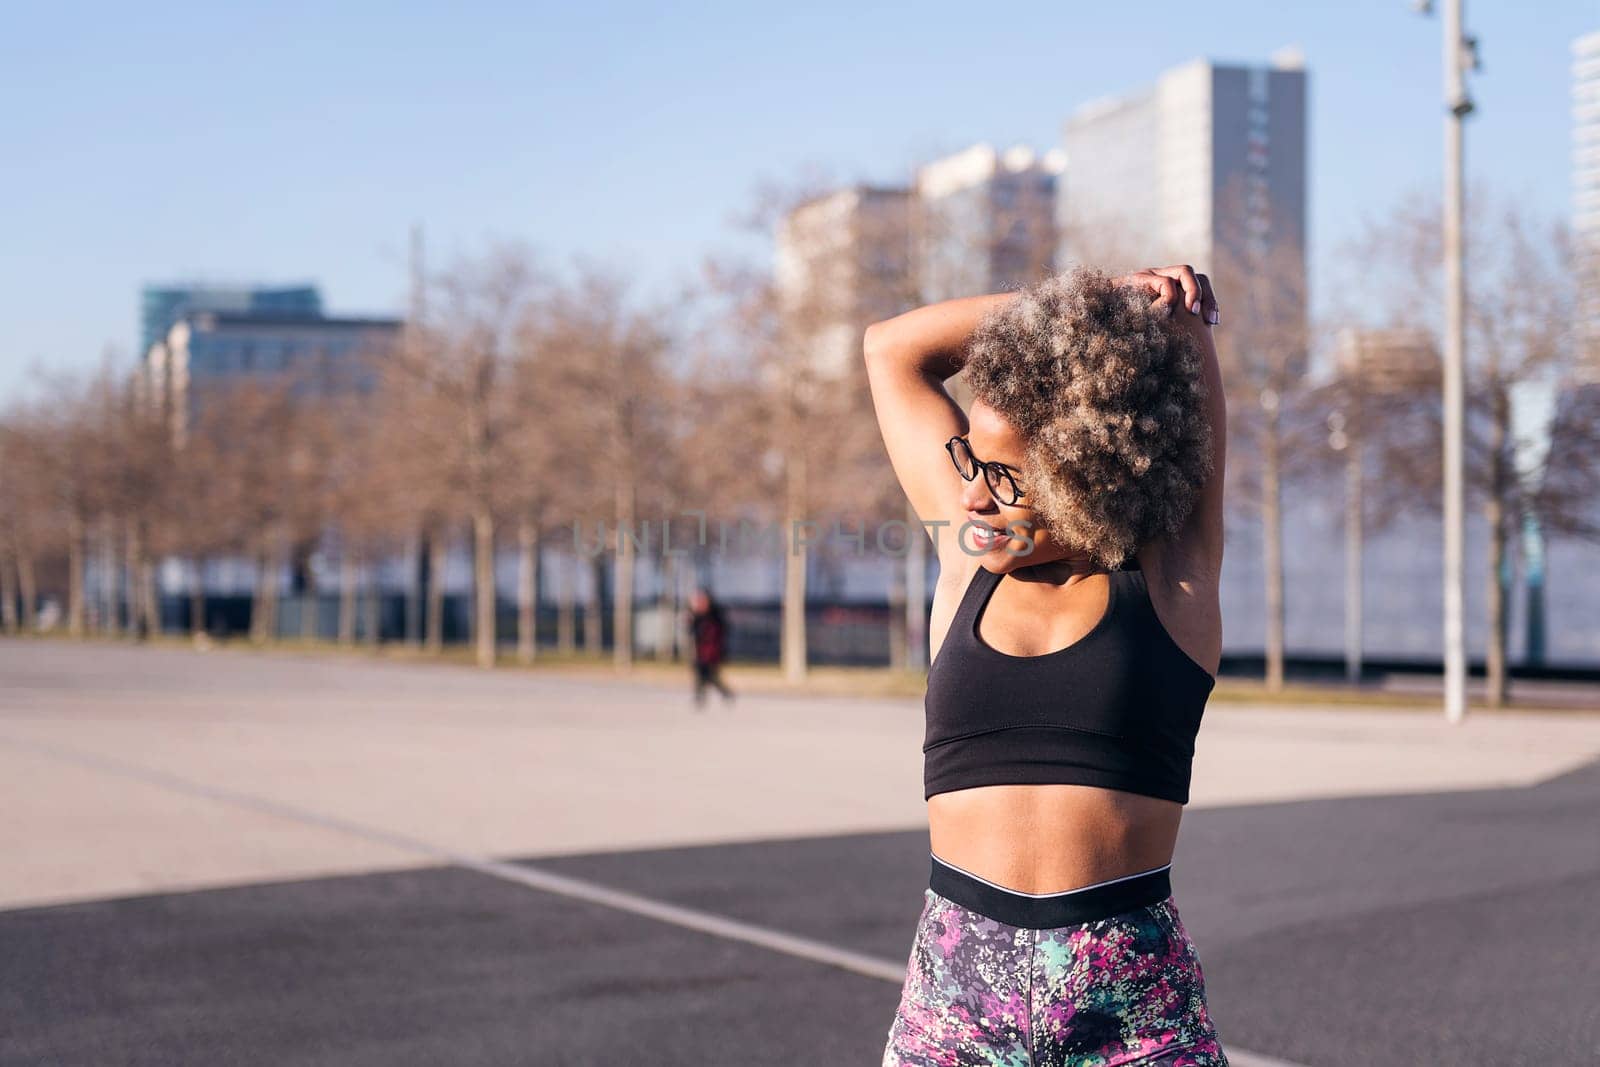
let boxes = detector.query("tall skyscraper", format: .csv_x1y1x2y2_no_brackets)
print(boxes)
1574,30,1600,381
915,143,1063,303
1056,52,1308,312
140,283,322,358
775,185,913,381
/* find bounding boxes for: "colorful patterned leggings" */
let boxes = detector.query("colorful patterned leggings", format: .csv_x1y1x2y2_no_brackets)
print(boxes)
882,855,1228,1067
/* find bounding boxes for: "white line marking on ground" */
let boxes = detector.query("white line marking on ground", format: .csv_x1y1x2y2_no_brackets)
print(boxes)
1,733,1309,1067
1226,1054,1312,1067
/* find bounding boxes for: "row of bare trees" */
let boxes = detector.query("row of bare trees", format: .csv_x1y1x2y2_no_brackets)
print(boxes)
2,185,1597,694
1309,193,1600,705
1216,191,1600,704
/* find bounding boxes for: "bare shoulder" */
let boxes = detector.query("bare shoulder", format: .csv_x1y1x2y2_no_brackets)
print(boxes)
1134,537,1222,678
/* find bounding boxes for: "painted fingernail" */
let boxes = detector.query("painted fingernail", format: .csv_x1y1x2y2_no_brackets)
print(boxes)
1207,309,1220,325
1190,300,1201,315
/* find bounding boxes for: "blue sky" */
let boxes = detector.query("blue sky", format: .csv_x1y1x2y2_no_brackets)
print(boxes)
1,1,1593,397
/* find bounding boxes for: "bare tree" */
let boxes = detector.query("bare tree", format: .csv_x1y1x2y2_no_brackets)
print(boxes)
538,261,678,670
1208,179,1314,693
1530,227,1600,548
727,177,926,681
1338,191,1580,704
383,243,546,668
502,303,589,664
32,367,118,638
0,404,55,633
182,379,301,644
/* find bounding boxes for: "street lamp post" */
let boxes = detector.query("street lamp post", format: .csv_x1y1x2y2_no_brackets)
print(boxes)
1418,0,1478,723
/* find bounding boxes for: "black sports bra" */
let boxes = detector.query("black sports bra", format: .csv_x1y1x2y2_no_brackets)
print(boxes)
923,558,1216,804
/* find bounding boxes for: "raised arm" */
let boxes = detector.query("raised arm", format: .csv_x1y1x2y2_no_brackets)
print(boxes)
862,292,1018,568
1112,265,1226,577
1169,308,1225,573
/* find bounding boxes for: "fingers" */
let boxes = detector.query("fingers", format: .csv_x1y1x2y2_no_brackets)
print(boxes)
1130,272,1179,309
1142,272,1181,312
1149,265,1204,316
1113,269,1198,319
1147,264,1221,326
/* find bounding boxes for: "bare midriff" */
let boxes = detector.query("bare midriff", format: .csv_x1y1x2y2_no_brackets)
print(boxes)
926,783,1183,895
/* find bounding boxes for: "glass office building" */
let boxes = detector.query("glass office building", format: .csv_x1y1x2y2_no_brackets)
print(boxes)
140,284,323,358
145,312,400,441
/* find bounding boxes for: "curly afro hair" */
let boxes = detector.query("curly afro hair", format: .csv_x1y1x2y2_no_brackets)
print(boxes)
962,266,1214,571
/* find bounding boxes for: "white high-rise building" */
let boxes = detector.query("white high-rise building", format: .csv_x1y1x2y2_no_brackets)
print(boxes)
914,143,1064,303
1573,30,1600,381
775,186,912,382
1056,52,1308,308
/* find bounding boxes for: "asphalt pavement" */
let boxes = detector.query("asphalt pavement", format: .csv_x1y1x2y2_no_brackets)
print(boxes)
4,757,1596,1065
2,639,1597,1066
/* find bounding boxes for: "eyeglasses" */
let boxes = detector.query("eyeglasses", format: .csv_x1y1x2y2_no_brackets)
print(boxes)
946,435,1027,507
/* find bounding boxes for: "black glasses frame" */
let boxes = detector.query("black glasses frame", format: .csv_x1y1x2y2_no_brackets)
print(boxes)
945,435,1027,506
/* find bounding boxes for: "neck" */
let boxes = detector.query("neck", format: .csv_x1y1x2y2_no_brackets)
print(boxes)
1013,556,1108,585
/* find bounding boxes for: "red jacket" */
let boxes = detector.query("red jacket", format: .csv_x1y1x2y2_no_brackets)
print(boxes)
692,611,727,665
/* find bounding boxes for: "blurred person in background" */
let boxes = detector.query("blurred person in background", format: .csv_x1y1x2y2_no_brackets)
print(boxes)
687,587,734,709
865,264,1229,1066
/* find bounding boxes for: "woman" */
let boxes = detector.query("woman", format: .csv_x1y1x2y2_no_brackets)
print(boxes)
687,587,735,708
864,264,1227,1066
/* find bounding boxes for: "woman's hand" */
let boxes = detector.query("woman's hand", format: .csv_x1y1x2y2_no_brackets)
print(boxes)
1112,265,1220,325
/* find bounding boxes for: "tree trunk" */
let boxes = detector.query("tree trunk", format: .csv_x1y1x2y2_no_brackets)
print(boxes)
249,543,265,643
124,525,145,639
473,508,496,668
362,562,380,646
887,564,907,671
139,555,158,639
338,550,358,645
556,553,576,655
584,553,604,654
654,551,675,661
1344,427,1364,684
904,498,928,671
190,557,207,637
426,527,446,654
301,559,320,642
403,529,422,646
67,515,86,636
517,518,538,664
1485,494,1509,709
250,543,268,643
0,545,17,634
612,482,636,669
252,532,281,643
124,522,143,637
264,544,280,640
101,518,120,637
668,553,685,662
782,449,808,683
1485,376,1513,709
1262,411,1285,692
17,551,37,634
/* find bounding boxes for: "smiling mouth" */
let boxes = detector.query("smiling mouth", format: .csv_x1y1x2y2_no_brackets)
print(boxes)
970,523,1008,549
